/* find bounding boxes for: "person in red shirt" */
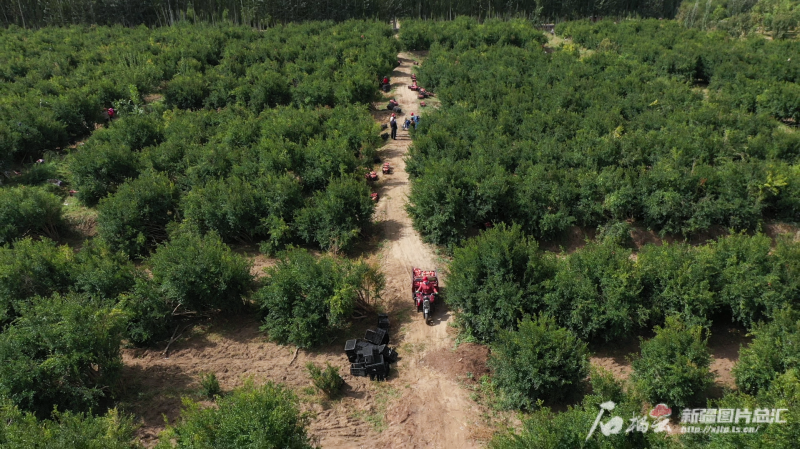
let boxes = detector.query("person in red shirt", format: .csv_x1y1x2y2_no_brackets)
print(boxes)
416,276,438,296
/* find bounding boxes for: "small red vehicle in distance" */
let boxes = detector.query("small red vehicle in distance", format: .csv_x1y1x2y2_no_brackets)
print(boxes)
412,267,439,324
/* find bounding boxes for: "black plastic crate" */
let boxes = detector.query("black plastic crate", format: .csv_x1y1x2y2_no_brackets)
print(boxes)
377,314,390,330
350,363,367,377
366,354,386,370
344,339,358,357
357,343,377,357
365,328,385,345
383,347,398,363
375,327,389,345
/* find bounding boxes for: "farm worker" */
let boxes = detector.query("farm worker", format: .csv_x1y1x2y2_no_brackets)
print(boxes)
417,276,438,296
403,116,411,130
390,113,397,140
108,107,115,119
383,76,389,85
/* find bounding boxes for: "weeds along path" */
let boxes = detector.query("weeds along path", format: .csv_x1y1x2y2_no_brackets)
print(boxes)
363,52,485,449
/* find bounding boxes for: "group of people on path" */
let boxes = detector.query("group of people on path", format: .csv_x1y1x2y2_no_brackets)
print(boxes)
388,112,419,140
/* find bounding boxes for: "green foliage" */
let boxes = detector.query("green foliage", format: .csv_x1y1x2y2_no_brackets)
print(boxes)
156,381,313,449
448,227,800,345
0,237,138,326
489,393,678,449
489,314,589,410
0,402,139,448
676,0,800,38
69,142,142,206
446,224,554,342
199,372,222,399
681,371,800,448
0,186,64,244
407,19,800,247
149,230,253,314
306,362,344,398
544,241,643,342
590,366,625,405
400,18,547,51
0,238,72,324
0,292,126,418
71,238,138,300
117,277,174,347
294,176,375,252
734,307,800,395
181,174,302,245
97,171,179,259
632,316,714,409
166,74,209,110
255,249,381,348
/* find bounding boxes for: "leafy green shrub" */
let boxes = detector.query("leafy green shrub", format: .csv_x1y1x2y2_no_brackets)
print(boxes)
118,277,174,347
102,113,164,151
69,142,141,206
734,307,800,396
149,230,253,314
757,82,800,121
590,366,625,405
166,74,209,110
181,174,302,244
97,171,179,259
489,314,589,410
0,238,72,324
636,242,718,326
306,362,344,398
446,224,554,343
0,402,139,448
631,316,713,409
294,176,374,252
199,372,222,399
0,186,64,244
156,381,313,449
71,238,138,300
256,249,382,348
490,393,676,449
543,241,643,342
0,292,126,418
406,18,800,245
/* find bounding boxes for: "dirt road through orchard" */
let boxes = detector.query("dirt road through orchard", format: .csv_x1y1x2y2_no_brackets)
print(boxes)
362,52,484,449
121,53,486,449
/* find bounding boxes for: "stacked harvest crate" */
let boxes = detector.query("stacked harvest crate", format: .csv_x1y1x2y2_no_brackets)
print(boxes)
345,314,397,381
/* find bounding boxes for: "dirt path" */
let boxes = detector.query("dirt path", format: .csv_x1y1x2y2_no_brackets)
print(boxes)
372,52,483,449
317,52,484,449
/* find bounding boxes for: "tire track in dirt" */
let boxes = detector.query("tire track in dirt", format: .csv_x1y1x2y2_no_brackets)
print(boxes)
363,52,484,449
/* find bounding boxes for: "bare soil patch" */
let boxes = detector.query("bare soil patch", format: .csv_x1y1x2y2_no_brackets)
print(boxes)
422,343,491,385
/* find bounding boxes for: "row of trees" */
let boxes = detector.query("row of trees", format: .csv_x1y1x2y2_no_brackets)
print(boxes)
0,0,686,28
447,224,799,343
488,310,800,447
402,19,800,248
0,231,382,417
0,20,397,166
64,104,378,257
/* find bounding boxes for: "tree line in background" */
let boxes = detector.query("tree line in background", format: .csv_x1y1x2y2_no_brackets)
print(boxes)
0,0,686,28
401,18,799,249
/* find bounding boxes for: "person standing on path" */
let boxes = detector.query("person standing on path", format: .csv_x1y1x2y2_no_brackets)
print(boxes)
390,113,397,140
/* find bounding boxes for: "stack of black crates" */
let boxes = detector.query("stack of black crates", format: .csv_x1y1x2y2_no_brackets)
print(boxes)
345,314,397,381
